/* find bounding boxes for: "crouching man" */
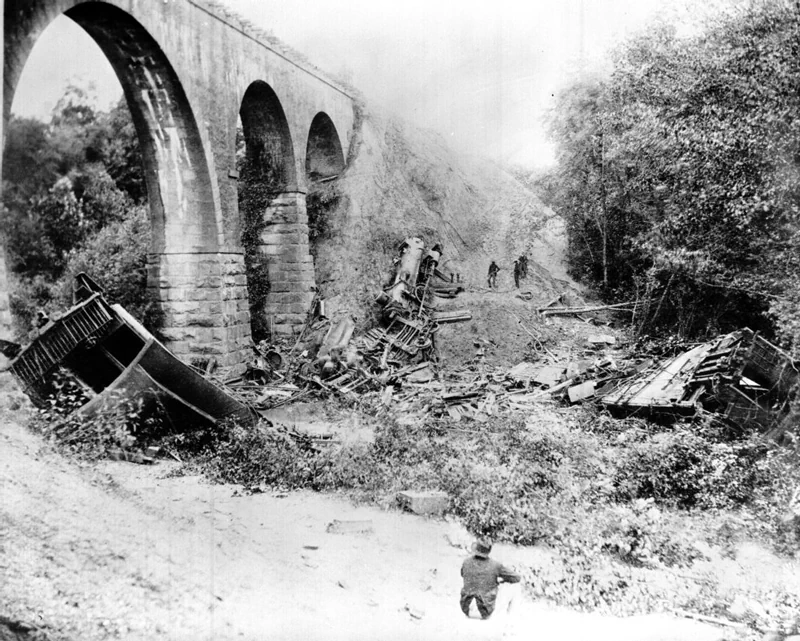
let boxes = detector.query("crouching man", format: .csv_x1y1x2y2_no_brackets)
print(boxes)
460,539,520,619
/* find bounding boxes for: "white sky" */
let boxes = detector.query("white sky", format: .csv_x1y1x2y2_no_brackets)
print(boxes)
11,0,668,168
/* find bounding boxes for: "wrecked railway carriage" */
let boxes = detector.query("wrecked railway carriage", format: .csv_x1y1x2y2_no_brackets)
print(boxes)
6,275,255,428
600,329,798,432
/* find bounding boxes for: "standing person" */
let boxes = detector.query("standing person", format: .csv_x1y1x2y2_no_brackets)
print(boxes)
512,259,521,288
487,261,500,289
519,254,528,279
460,539,520,620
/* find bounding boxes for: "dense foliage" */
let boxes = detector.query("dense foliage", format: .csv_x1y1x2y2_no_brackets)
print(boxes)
2,85,150,332
541,1,800,351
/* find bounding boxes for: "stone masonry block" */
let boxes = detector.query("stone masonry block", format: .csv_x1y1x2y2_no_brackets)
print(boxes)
165,340,192,355
396,491,450,516
268,292,313,305
196,275,224,289
285,303,313,315
261,244,310,260
285,271,314,283
265,223,307,236
269,281,294,293
187,342,226,355
259,231,303,245
222,274,248,287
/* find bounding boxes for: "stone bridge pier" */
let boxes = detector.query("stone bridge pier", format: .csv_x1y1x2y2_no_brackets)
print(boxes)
2,0,355,368
260,193,316,334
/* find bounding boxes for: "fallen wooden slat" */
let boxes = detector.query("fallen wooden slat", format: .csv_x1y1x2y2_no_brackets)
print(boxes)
539,301,638,316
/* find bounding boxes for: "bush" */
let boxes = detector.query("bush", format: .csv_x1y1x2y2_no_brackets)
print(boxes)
29,368,165,460
613,427,773,510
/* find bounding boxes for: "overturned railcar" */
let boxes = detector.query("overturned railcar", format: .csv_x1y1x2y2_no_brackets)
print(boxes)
9,285,256,428
600,329,798,431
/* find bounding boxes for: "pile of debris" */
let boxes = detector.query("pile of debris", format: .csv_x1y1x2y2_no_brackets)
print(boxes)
227,237,473,408
4,244,797,446
600,329,799,432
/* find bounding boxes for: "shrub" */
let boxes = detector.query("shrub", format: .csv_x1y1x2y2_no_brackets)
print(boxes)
30,368,165,460
612,427,773,510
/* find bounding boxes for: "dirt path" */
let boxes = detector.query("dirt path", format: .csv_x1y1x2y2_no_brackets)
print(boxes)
0,400,729,641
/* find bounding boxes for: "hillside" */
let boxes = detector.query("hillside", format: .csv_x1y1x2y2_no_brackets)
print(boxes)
311,106,576,328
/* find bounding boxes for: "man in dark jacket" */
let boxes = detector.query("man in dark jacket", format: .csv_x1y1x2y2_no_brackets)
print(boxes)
487,261,500,289
460,539,520,619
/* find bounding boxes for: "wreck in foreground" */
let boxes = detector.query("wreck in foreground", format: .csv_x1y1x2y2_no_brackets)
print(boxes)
7,275,256,428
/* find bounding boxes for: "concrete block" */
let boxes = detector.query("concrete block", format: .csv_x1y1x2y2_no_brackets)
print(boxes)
396,491,449,516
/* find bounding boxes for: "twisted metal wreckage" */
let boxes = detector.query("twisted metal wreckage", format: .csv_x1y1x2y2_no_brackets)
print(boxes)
3,240,798,445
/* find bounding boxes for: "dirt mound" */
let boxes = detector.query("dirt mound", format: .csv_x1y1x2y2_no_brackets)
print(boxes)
312,107,577,337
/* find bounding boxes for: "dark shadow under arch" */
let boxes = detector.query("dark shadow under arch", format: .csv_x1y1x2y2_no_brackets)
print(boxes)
305,112,345,183
237,80,297,341
305,112,345,255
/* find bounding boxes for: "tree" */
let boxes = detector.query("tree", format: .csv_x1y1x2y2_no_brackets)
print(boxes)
3,84,149,332
543,1,800,346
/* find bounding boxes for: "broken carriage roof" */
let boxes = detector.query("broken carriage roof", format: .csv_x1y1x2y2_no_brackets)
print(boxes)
599,329,798,427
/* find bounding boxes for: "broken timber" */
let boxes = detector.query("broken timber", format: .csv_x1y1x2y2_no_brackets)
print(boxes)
600,329,798,431
538,301,638,316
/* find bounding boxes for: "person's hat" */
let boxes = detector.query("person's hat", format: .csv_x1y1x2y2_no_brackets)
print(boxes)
472,539,492,558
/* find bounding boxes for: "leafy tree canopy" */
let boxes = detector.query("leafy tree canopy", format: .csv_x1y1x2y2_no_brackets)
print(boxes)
541,0,800,353
2,83,149,332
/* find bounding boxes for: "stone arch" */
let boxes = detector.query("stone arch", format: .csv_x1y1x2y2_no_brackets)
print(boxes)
305,112,345,183
238,81,297,193
237,81,301,340
4,1,220,254
305,112,345,258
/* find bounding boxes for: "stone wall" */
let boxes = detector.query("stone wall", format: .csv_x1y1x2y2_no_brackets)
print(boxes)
260,192,316,334
146,252,251,368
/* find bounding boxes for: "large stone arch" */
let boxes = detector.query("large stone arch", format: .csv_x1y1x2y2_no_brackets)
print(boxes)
2,1,251,366
4,1,220,254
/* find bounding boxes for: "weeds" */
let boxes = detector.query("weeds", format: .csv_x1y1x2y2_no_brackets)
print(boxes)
29,367,166,460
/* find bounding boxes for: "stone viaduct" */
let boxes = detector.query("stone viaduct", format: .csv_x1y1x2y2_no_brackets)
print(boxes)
1,0,356,368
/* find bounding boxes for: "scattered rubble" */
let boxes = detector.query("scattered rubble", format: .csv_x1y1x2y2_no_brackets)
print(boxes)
6,246,798,450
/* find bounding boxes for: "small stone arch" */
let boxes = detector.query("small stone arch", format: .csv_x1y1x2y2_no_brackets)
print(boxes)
237,80,308,340
238,81,297,193
305,112,345,183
